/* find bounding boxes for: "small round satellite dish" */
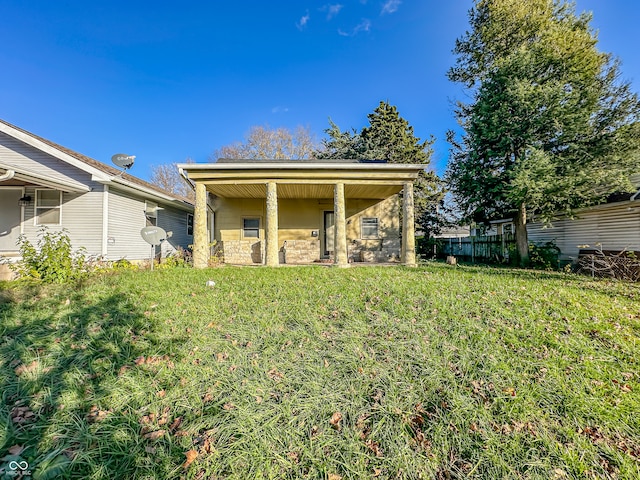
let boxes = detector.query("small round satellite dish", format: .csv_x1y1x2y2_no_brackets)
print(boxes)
140,226,167,246
111,153,136,170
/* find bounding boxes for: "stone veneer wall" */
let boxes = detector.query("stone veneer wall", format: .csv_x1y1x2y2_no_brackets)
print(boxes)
349,238,401,263
283,240,320,264
219,240,263,264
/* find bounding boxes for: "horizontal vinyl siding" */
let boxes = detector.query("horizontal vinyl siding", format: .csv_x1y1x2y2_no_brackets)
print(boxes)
21,185,104,256
107,189,151,261
0,132,93,186
158,207,193,257
528,202,640,260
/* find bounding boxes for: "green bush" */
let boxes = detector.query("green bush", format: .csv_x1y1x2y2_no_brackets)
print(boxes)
12,227,91,283
157,247,192,269
529,241,561,270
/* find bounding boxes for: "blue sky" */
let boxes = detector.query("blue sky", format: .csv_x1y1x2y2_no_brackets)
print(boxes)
1,0,638,181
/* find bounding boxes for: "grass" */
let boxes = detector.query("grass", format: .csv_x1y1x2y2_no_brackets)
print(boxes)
0,262,639,479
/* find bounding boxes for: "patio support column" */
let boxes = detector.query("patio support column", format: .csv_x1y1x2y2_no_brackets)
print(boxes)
333,182,349,267
402,181,417,267
193,181,209,269
265,181,279,266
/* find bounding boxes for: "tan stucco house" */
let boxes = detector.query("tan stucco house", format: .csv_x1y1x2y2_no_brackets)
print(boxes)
178,159,426,268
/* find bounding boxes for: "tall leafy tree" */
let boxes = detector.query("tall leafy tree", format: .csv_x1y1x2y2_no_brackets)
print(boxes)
150,157,195,202
317,101,445,235
212,125,319,160
447,0,640,264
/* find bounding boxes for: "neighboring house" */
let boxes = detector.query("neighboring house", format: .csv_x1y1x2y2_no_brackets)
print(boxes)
441,174,640,263
179,159,426,267
0,119,194,269
528,189,640,263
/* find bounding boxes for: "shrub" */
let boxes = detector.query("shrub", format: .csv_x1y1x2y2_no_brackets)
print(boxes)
528,241,561,270
12,227,91,283
157,247,192,269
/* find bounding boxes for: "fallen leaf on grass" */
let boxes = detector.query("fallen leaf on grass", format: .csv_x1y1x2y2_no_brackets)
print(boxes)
329,411,342,430
10,405,36,424
328,474,342,480
8,445,24,455
169,416,183,433
143,430,166,441
365,439,384,457
183,449,198,469
202,392,214,403
267,368,284,381
87,405,111,423
157,407,170,425
156,390,166,398
14,360,39,376
503,387,517,397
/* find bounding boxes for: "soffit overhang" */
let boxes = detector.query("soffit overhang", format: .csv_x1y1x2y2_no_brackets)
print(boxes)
178,163,426,199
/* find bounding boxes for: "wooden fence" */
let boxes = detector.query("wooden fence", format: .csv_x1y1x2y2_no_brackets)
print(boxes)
440,234,515,262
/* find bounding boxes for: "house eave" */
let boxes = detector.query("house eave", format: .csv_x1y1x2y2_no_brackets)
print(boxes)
0,163,90,192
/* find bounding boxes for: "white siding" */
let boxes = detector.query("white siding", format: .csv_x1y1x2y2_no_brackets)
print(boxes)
158,207,193,257
0,132,93,186
20,185,105,256
528,202,640,261
106,188,194,261
106,189,150,261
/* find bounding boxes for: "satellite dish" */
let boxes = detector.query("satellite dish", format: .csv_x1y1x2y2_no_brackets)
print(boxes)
111,153,136,170
140,226,167,246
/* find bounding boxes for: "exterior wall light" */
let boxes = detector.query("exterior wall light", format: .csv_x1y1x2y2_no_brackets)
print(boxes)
18,195,32,206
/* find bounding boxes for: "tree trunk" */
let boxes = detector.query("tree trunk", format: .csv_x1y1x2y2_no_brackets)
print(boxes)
514,202,529,266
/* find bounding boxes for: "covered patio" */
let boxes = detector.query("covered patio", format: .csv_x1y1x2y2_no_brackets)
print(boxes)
179,160,426,268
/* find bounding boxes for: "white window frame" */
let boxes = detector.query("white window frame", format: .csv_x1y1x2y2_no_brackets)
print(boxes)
34,189,62,226
361,217,380,239
145,201,158,226
242,217,261,239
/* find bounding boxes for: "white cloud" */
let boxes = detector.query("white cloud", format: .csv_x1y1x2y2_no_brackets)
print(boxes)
381,0,401,15
271,106,290,114
338,18,371,36
323,4,343,20
296,11,310,30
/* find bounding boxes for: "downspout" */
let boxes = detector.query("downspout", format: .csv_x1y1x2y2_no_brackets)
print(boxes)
0,169,16,182
630,188,640,201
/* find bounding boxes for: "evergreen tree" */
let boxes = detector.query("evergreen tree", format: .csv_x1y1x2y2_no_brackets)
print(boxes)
317,101,445,235
447,0,640,265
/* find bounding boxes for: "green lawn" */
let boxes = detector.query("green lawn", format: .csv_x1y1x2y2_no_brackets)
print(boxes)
0,263,639,479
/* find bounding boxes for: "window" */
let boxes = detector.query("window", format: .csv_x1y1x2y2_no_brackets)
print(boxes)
187,213,194,236
243,218,260,238
145,201,157,226
35,190,61,225
361,217,379,239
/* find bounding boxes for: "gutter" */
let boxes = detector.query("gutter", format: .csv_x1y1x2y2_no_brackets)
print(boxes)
0,169,15,182
106,176,193,211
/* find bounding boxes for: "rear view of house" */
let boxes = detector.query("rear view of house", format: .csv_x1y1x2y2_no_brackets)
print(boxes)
0,119,194,275
179,159,426,267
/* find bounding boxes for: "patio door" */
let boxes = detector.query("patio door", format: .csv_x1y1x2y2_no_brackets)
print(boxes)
0,188,22,252
323,211,334,257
